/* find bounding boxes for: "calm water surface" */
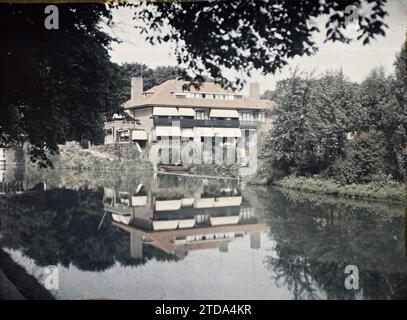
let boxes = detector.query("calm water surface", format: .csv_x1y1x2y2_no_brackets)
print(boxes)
0,166,406,299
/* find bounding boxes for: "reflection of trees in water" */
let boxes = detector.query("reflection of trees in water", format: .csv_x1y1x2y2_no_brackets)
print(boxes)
1,188,176,272
265,247,322,300
260,188,407,300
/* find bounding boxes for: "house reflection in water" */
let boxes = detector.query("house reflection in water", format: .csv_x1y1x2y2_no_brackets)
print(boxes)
104,178,265,260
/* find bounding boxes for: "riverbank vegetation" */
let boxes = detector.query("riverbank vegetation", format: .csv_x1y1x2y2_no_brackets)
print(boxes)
254,45,406,202
275,175,404,202
45,143,153,172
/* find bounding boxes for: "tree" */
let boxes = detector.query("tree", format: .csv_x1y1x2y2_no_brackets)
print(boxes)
131,0,389,88
0,4,124,167
261,52,406,184
357,50,407,182
385,46,407,181
326,130,387,184
309,71,360,170
261,72,318,176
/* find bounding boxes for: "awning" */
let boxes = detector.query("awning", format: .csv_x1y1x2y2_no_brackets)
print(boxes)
153,107,178,116
213,196,242,207
152,219,196,231
194,127,214,137
131,196,148,207
213,128,242,138
155,199,182,211
112,213,132,225
181,128,195,138
155,126,181,137
181,198,195,207
194,197,215,208
209,216,240,226
178,219,196,229
209,109,239,118
178,108,195,117
131,130,147,140
152,220,179,231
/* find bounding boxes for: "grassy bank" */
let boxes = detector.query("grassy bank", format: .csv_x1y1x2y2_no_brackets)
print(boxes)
274,175,405,203
0,250,54,300
47,143,153,172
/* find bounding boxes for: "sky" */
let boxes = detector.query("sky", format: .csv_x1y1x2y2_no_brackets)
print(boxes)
106,0,407,94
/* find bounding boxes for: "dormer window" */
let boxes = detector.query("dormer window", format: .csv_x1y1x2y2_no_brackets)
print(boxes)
172,91,243,101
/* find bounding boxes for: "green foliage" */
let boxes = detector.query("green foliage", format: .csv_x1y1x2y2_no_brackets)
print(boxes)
275,175,404,202
261,45,407,187
261,74,318,175
131,0,388,88
355,51,407,182
0,4,125,167
325,130,387,184
261,70,359,176
50,143,153,172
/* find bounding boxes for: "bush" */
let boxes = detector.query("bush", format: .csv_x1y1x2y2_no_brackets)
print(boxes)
324,130,387,184
276,175,404,202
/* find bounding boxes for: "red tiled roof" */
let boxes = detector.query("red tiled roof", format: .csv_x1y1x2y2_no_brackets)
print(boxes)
123,79,275,110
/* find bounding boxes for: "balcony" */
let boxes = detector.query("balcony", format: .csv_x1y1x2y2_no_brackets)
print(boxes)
239,121,261,129
153,117,240,128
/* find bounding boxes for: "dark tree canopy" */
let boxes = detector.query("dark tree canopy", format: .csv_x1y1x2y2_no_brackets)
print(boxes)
0,4,124,166
132,0,389,88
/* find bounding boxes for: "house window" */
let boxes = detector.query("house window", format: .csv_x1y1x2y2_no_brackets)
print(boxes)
117,130,130,142
195,110,208,120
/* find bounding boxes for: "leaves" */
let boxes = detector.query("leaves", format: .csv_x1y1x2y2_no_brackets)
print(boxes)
130,0,389,89
261,46,406,184
0,4,125,167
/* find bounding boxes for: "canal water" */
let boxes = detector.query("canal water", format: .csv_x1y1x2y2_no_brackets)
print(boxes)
0,166,406,299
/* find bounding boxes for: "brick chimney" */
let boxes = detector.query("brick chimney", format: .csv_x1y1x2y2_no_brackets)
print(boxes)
249,82,260,99
131,77,143,101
